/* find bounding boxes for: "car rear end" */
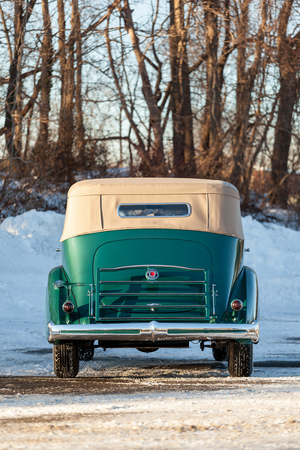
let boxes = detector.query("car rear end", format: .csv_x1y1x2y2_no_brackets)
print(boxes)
46,178,259,378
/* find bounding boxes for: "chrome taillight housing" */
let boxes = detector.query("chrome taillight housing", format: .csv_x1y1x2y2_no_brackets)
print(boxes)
62,301,75,313
231,299,243,311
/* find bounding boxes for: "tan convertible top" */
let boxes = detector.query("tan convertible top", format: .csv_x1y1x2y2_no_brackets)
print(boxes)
61,178,244,241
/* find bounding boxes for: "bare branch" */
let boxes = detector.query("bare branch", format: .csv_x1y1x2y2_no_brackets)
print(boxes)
81,0,122,38
189,51,207,73
105,13,146,157
0,4,12,64
0,68,41,87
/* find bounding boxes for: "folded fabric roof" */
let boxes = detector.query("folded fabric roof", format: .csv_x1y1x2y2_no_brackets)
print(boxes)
61,178,244,241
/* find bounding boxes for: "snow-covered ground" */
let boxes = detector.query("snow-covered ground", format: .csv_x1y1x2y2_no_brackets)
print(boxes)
0,210,299,449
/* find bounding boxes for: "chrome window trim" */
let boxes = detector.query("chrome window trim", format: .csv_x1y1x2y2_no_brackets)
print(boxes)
117,202,191,218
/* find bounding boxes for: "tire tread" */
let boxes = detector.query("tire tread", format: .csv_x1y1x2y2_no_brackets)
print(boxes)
228,341,253,377
53,343,79,378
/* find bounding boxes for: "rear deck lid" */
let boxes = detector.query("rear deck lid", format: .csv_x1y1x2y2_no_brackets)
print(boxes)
93,238,213,322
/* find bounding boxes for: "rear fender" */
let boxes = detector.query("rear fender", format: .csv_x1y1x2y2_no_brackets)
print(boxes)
45,266,80,331
227,266,258,326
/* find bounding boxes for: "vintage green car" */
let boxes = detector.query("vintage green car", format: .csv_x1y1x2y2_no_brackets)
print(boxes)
46,178,259,378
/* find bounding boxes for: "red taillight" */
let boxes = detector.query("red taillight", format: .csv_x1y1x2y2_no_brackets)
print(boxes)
231,299,243,311
62,301,75,313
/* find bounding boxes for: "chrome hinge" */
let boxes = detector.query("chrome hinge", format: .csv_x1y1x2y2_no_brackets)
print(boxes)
210,284,218,315
53,280,85,300
88,284,95,318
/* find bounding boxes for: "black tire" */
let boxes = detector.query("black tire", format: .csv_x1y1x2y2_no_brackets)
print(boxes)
53,342,79,378
212,346,227,362
227,341,253,377
79,346,94,361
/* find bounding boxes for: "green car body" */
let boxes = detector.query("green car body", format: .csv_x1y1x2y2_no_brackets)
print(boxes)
46,178,259,378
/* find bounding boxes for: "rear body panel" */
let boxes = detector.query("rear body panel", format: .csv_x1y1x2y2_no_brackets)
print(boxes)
94,238,212,322
53,228,244,327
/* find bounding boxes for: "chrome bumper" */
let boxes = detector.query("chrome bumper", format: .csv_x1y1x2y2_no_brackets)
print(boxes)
47,320,259,343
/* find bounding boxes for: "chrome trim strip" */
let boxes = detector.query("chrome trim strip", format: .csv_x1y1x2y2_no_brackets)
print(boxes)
98,305,206,308
100,264,205,272
117,203,191,218
100,280,205,284
99,292,206,297
47,321,259,343
98,317,208,321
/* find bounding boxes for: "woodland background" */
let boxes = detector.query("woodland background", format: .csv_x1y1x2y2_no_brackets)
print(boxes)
0,0,300,219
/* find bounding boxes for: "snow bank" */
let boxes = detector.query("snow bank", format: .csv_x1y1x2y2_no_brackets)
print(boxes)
0,209,65,255
0,210,64,376
243,215,300,312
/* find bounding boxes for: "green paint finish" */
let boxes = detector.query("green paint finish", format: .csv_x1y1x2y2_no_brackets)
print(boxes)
236,339,252,345
227,266,258,324
45,265,81,327
47,228,245,326
46,266,66,327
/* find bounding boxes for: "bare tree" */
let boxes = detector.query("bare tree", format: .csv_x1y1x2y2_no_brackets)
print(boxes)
270,0,300,208
33,0,53,170
3,0,37,159
73,0,86,167
169,0,195,176
227,0,268,192
0,0,298,212
103,0,171,175
196,0,237,179
120,0,166,174
56,0,75,181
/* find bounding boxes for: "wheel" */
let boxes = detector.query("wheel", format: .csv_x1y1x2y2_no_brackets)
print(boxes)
79,346,94,361
136,348,159,353
227,341,253,377
53,342,79,378
212,346,227,362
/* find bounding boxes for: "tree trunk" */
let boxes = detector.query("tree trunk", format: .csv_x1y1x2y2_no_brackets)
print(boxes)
270,0,299,208
169,0,195,176
4,0,24,159
4,0,37,160
271,77,296,208
56,0,75,182
33,0,52,170
200,0,219,158
228,0,266,192
73,0,86,168
121,0,166,175
228,0,250,189
199,0,232,179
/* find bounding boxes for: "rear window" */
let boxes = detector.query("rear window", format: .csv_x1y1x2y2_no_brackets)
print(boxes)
118,203,191,218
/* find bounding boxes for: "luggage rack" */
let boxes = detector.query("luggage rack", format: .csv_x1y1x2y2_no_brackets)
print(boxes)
92,265,210,322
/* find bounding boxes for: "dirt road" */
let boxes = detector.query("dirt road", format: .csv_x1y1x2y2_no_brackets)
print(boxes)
1,358,299,395
0,360,299,450
0,379,300,450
